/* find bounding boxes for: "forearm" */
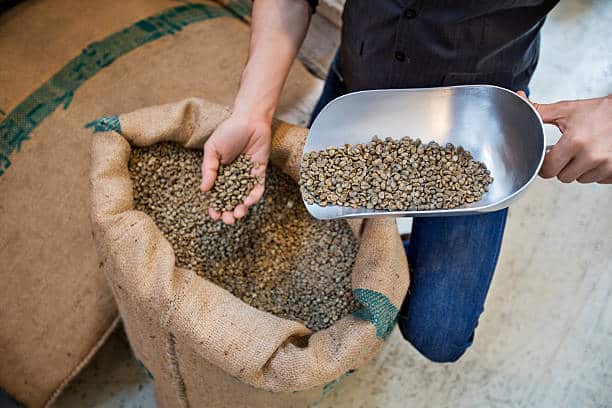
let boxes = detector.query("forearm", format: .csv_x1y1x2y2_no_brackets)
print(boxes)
232,0,311,123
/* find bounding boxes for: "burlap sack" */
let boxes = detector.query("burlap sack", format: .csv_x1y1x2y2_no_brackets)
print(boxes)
90,97,410,407
0,1,320,406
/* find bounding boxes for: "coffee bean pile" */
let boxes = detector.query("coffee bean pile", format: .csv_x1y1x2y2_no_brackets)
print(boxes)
129,143,360,331
207,154,263,212
300,136,493,211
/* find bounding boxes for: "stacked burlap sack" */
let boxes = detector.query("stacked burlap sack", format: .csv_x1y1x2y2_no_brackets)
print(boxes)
89,97,409,407
0,1,321,406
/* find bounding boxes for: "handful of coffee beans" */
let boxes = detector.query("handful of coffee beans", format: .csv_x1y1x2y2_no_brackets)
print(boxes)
206,154,263,212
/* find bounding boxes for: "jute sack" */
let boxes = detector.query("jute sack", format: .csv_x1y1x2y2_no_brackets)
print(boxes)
0,1,320,406
89,97,410,407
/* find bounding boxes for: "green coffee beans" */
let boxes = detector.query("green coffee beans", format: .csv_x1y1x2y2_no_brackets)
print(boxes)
300,136,493,211
207,154,263,212
129,143,360,331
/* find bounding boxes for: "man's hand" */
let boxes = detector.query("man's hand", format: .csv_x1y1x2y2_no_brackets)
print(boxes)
198,0,311,224
200,115,271,224
519,92,612,184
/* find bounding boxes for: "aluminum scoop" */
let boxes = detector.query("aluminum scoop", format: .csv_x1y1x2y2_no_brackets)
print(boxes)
302,85,546,220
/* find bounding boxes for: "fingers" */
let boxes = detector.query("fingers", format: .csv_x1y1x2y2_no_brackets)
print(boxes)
231,182,265,221
243,183,265,207
233,204,248,219
600,176,612,184
539,134,578,178
201,144,220,192
556,153,599,183
522,94,612,185
515,91,571,128
208,207,236,224
578,163,612,184
209,207,236,224
209,171,266,224
542,130,610,183
221,211,236,225
208,207,221,220
231,157,268,217
532,100,570,126
217,183,264,223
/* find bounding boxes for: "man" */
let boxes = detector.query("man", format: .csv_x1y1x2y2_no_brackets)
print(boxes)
200,0,612,362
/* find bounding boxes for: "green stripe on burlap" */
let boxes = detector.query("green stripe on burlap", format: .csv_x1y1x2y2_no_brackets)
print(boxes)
0,2,238,176
352,288,398,339
85,115,122,134
136,359,154,380
221,0,253,21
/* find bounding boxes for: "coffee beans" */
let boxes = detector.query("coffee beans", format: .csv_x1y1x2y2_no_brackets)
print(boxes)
207,154,263,212
300,136,493,211
129,143,360,331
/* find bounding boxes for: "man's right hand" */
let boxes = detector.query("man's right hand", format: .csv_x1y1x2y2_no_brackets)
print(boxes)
200,115,271,225
518,91,612,184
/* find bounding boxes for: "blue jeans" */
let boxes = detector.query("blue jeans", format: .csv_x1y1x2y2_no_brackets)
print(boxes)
310,56,509,363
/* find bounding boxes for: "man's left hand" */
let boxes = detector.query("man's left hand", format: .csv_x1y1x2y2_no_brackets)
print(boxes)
518,92,612,184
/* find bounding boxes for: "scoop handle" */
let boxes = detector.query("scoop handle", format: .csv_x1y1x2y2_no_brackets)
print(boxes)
546,144,555,152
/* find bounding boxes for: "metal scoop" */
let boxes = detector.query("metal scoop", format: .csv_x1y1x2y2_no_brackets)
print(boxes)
303,85,546,220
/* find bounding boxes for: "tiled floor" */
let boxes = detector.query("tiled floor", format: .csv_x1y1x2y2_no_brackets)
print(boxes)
54,1,612,406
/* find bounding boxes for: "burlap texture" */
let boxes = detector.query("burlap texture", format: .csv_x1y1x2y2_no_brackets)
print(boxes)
90,98,409,407
0,1,321,406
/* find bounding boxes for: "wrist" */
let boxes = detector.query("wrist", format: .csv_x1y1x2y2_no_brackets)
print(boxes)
231,63,282,124
231,100,275,125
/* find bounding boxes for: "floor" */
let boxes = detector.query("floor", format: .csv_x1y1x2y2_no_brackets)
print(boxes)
54,1,612,407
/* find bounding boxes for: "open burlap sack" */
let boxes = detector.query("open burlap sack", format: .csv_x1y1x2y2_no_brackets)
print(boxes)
90,97,409,407
0,1,320,406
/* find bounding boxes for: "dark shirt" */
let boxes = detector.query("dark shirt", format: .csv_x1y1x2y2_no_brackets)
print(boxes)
309,0,559,91
305,0,318,12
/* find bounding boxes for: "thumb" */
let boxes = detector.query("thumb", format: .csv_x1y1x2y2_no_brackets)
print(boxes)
516,91,568,125
200,144,220,192
532,100,569,125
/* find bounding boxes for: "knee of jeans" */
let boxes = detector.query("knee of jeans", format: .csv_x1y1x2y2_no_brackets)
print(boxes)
398,314,474,363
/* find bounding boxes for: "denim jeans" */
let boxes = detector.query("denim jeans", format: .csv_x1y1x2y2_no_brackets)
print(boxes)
310,55,509,363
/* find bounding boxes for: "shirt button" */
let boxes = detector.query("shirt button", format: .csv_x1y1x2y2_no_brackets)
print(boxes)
394,51,407,62
404,8,417,19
